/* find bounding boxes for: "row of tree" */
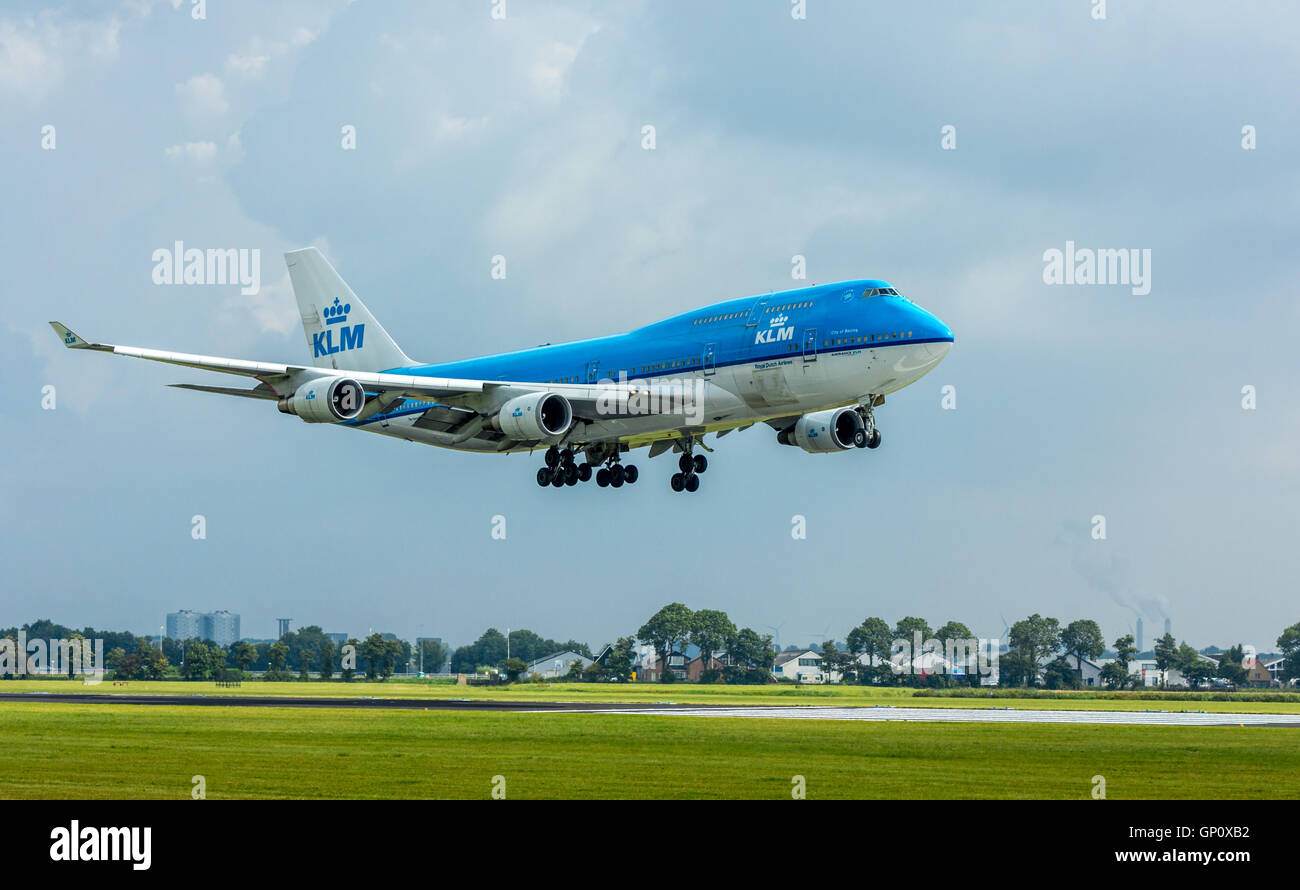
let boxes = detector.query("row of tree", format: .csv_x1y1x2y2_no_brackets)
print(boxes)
449,628,591,674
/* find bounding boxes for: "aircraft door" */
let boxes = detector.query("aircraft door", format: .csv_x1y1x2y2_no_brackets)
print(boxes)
702,342,716,375
802,327,818,362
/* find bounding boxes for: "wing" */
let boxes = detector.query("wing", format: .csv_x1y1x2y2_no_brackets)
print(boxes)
50,322,492,402
49,322,734,450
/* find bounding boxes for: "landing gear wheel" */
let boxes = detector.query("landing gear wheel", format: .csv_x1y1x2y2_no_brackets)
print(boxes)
550,467,565,487
611,464,625,486
544,446,560,468
565,465,579,486
596,468,611,487
623,465,638,484
559,448,575,467
670,473,685,492
684,472,700,492
678,454,693,473
536,467,551,486
577,463,593,483
692,454,708,474
867,429,881,449
853,428,868,449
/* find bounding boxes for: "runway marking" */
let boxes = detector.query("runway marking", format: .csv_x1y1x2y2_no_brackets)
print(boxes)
567,706,1297,726
1,694,1295,726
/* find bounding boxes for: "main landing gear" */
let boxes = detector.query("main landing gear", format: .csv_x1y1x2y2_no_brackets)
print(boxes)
669,441,707,494
535,445,637,490
854,400,882,450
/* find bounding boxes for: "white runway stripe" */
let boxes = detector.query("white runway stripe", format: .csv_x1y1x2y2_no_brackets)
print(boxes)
559,706,1297,726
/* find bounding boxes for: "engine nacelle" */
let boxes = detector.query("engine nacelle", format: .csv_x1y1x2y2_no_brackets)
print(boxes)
492,392,573,442
278,377,366,423
777,407,863,453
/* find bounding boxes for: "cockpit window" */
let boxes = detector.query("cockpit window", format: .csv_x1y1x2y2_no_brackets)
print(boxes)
862,288,879,298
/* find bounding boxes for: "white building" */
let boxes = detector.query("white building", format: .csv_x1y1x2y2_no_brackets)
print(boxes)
526,650,593,679
773,650,836,683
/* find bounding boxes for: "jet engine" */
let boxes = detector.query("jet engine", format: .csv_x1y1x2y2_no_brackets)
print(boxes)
491,391,573,442
277,377,367,423
776,406,863,453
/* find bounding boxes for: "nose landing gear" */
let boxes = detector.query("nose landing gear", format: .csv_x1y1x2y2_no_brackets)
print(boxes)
855,398,883,449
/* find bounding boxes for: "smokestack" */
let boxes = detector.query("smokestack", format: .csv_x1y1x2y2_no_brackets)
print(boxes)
1137,618,1144,653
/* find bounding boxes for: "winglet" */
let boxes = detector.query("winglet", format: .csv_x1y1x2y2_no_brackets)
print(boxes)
50,322,91,349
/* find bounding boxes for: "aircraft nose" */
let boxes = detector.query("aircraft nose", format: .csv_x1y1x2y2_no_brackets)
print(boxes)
915,306,953,359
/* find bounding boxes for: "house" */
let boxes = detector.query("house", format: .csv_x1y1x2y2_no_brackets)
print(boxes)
637,650,688,682
684,651,732,681
772,649,836,683
1246,657,1279,688
526,650,593,679
1058,655,1106,687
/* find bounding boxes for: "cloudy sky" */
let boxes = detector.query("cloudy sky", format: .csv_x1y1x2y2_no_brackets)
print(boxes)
2,0,1297,653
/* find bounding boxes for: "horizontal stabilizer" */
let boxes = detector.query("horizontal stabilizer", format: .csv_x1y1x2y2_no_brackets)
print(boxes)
169,383,280,400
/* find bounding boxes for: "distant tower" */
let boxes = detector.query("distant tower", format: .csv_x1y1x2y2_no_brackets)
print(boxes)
1164,617,1171,638
1136,618,1144,653
277,618,292,639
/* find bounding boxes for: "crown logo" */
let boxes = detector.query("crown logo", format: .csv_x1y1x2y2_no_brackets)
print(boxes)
769,314,788,327
323,296,351,325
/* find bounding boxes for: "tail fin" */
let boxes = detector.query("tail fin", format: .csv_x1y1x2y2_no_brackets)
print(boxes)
285,247,414,372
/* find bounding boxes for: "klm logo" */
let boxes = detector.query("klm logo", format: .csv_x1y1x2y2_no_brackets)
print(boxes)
312,297,365,358
755,314,794,345
64,332,77,344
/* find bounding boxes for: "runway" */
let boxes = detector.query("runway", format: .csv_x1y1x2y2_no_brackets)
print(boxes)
2,692,1296,726
581,705,1300,726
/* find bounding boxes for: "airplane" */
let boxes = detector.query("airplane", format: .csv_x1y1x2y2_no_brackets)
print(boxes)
50,247,953,493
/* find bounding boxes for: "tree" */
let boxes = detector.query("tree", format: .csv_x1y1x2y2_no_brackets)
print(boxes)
268,641,289,672
1217,644,1247,686
318,640,336,680
637,603,694,680
820,640,853,684
847,617,892,684
601,637,637,682
231,641,258,673
417,639,447,674
689,609,736,678
1102,634,1138,689
360,634,385,680
893,617,933,644
1153,633,1178,688
1176,642,1213,688
340,638,360,681
1277,622,1300,684
1006,614,1061,686
1060,620,1105,687
299,646,315,681
182,641,211,680
503,657,527,682
1042,655,1077,689
725,628,776,683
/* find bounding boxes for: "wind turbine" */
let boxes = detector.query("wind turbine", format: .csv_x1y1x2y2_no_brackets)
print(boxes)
764,622,786,652
805,623,833,649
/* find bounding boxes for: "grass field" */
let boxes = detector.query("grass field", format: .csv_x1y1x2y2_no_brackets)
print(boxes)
1,701,1296,799
6,677,1300,713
